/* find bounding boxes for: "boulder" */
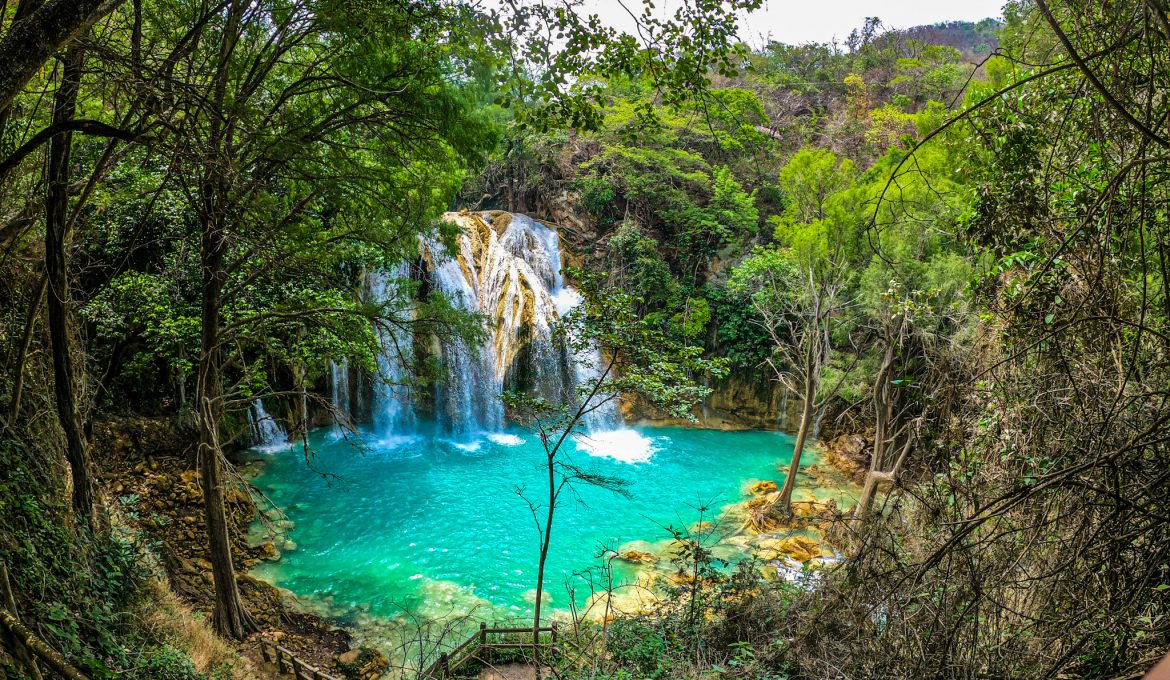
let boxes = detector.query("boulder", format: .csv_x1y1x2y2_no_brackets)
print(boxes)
822,434,869,480
793,499,839,519
336,647,389,680
617,550,658,565
258,542,281,561
748,480,778,495
756,536,823,563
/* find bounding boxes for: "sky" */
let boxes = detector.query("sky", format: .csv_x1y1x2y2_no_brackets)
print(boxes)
583,0,1006,47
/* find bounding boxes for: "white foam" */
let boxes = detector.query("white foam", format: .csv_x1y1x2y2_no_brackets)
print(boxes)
487,433,525,446
573,428,657,464
451,440,482,453
375,434,420,450
551,287,582,316
251,442,290,454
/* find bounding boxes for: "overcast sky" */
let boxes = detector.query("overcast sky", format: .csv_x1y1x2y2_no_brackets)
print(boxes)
582,0,1006,47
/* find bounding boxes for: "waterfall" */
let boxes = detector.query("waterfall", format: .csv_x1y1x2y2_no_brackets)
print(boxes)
777,389,790,431
425,239,504,436
250,400,288,450
419,212,623,435
320,211,627,441
366,264,416,440
330,359,350,432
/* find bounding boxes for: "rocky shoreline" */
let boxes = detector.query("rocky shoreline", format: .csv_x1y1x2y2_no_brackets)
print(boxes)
91,418,380,679
92,417,868,679
241,431,864,633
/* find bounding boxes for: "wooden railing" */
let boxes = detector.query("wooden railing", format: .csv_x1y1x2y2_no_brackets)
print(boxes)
259,621,586,680
257,637,342,680
421,622,564,679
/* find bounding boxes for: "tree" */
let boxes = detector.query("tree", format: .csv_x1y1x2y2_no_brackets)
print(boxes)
506,270,726,667
131,0,494,637
730,148,860,515
0,0,118,117
851,287,914,522
43,48,100,531
851,143,970,523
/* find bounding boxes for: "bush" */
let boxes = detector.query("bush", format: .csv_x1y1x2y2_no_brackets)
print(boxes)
127,644,204,680
605,618,675,679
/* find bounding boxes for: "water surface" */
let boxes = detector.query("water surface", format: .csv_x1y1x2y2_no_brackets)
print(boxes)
247,424,842,624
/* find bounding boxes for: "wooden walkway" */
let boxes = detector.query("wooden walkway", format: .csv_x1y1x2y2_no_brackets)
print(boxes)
257,622,580,680
422,623,578,679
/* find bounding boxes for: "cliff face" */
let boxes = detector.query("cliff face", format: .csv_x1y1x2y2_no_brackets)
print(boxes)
698,371,799,430
622,370,802,432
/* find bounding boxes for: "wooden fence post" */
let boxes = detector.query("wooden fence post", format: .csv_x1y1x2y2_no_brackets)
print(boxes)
440,652,449,678
551,621,558,646
479,622,487,646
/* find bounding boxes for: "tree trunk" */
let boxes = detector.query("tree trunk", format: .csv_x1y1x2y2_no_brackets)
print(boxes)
531,451,554,674
855,339,897,522
195,0,253,639
44,49,97,531
8,274,46,422
0,0,119,116
854,470,880,521
195,212,255,639
777,338,819,514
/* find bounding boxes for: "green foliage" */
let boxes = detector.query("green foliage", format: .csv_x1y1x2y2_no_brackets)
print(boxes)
671,297,711,340
605,618,675,678
126,644,204,680
776,148,855,225
494,0,763,133
704,281,773,368
673,166,759,256
0,440,192,677
580,175,619,225
604,220,676,316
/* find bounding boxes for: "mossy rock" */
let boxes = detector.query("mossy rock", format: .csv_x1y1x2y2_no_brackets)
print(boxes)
335,647,389,680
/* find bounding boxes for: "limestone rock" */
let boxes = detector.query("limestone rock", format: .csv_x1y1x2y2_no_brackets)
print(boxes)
748,480,778,495
617,550,658,565
259,542,281,561
822,434,869,481
757,535,823,563
336,647,389,680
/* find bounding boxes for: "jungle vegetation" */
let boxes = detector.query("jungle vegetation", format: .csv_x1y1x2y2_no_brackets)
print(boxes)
0,0,1167,678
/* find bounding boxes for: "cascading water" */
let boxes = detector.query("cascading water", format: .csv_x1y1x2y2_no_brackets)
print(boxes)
317,211,637,454
424,234,505,436
250,400,288,450
366,264,416,441
418,212,624,436
330,359,350,432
